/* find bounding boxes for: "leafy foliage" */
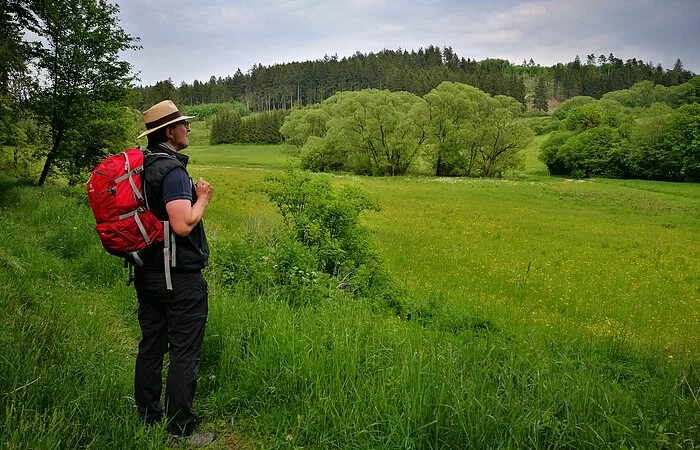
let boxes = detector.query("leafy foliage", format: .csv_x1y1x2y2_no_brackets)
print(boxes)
27,0,140,185
263,170,381,281
541,78,700,181
424,82,532,176
279,105,329,148
283,84,531,177
283,90,428,175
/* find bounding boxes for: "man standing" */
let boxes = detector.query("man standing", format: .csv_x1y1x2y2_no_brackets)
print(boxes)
133,100,214,445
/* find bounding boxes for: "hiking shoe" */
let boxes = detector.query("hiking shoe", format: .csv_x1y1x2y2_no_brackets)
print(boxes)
169,432,216,447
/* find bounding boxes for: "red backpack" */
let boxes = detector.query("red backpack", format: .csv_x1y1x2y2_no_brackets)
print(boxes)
87,148,164,263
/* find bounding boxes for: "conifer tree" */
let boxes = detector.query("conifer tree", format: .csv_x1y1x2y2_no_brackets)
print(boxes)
533,77,549,112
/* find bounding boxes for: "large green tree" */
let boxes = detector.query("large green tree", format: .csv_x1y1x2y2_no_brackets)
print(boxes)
287,90,427,175
279,105,330,148
29,0,139,185
323,90,427,176
424,82,531,177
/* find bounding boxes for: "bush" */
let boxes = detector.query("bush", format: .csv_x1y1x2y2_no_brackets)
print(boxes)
561,100,626,132
626,103,700,181
263,170,380,279
520,116,559,135
551,96,595,120
558,126,628,178
210,170,399,307
539,130,575,175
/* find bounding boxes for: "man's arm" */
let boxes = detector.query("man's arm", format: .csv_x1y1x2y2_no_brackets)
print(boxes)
166,178,213,237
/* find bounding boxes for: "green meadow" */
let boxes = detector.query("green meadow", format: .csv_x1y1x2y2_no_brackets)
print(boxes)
1,130,699,448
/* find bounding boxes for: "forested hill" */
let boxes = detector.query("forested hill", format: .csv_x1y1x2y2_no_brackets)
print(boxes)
134,45,695,112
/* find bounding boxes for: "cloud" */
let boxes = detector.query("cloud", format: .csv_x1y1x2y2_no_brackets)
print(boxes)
116,0,699,85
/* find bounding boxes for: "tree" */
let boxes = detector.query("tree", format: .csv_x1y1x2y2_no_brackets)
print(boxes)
29,0,139,185
533,77,548,112
318,90,427,176
424,82,531,177
0,0,35,146
477,107,533,177
673,58,684,73
143,78,179,108
279,105,330,147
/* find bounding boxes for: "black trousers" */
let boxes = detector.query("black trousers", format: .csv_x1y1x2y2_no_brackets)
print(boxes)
133,269,208,436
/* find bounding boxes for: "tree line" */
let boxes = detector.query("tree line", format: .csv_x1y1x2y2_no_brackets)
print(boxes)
210,109,286,145
134,47,694,113
551,54,693,100
135,47,528,111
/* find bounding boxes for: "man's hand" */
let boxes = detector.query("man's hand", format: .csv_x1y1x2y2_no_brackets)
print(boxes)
195,178,213,201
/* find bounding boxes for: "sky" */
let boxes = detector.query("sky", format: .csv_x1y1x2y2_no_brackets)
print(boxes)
115,0,700,87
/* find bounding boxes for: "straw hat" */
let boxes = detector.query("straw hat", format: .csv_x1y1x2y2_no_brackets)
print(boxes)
137,100,195,139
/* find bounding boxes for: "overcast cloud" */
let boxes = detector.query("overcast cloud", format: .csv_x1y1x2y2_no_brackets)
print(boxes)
115,0,700,86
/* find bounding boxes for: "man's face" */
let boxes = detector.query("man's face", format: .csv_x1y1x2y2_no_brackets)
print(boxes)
168,120,190,150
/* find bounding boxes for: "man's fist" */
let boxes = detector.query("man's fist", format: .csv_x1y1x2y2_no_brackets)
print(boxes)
195,178,213,201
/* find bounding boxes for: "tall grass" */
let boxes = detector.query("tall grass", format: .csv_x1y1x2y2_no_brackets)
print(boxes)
0,176,171,449
1,139,699,449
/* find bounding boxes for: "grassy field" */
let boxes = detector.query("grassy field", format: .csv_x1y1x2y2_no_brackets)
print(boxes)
1,132,699,448
184,135,700,357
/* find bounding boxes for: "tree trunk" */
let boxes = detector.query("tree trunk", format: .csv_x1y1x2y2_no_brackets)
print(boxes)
38,150,54,186
38,129,63,186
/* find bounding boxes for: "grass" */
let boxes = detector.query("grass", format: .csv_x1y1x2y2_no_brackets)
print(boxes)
1,134,699,448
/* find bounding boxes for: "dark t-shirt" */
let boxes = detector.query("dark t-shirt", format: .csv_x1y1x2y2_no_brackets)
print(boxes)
161,167,192,204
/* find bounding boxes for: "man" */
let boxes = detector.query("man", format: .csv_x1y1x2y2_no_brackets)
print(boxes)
133,100,215,445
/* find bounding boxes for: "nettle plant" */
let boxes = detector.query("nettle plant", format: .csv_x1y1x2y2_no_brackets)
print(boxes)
210,170,397,306
263,170,384,292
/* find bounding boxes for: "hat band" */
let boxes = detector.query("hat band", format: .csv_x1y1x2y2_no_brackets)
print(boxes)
145,111,183,130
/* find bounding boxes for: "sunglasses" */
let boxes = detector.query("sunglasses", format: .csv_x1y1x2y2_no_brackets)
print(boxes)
171,120,190,129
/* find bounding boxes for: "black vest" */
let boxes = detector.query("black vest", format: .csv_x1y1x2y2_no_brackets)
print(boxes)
139,144,209,272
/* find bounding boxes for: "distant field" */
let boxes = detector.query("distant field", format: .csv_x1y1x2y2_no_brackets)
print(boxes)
187,141,700,357
184,143,296,171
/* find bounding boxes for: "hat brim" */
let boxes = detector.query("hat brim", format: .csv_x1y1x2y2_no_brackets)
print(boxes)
137,115,196,139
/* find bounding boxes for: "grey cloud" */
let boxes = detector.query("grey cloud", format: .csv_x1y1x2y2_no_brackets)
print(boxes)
117,0,699,86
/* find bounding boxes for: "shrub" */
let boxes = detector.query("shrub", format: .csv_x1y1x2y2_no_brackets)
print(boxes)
210,170,399,307
557,126,628,178
551,96,595,120
627,103,700,181
539,130,575,175
262,170,380,279
520,116,558,135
